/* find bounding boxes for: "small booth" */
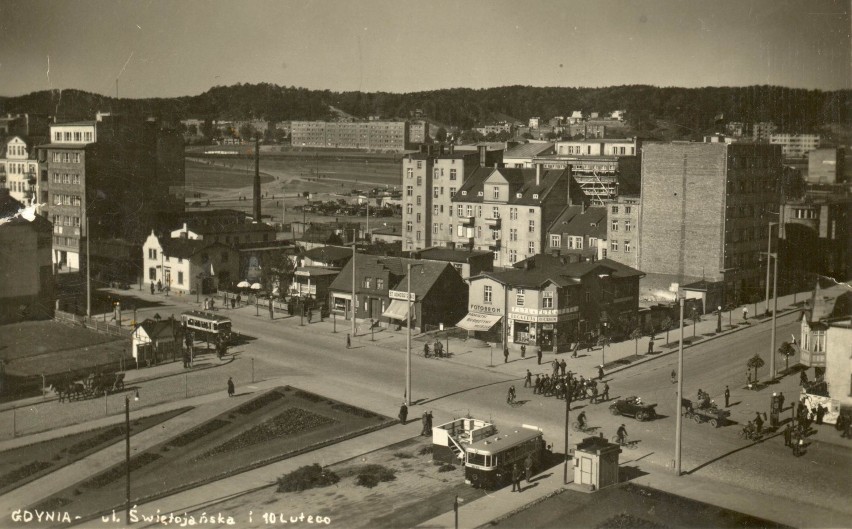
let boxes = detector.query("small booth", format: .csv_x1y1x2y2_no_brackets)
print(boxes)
573,435,621,491
431,417,496,464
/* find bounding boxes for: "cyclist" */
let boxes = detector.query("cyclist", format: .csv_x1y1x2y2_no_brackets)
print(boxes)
616,424,628,445
577,411,587,430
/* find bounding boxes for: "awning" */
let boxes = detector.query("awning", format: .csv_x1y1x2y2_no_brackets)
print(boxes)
456,313,502,332
382,299,413,321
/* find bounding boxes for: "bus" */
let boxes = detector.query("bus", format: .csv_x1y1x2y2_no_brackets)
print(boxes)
180,311,233,345
464,426,545,489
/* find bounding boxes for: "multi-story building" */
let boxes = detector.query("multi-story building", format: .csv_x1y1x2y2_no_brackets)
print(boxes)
725,122,746,138
460,254,643,352
798,283,851,372
605,195,640,269
452,164,578,268
532,138,642,204
637,142,783,304
142,232,239,295
409,120,429,144
752,122,777,143
529,117,541,129
1,136,46,209
40,116,185,271
770,133,820,158
502,143,556,169
545,205,607,262
779,194,850,285
567,123,606,139
401,145,500,252
290,121,409,151
473,122,513,136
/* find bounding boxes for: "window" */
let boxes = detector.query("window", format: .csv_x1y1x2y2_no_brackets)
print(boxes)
510,228,518,241
64,132,71,141
406,186,413,197
148,248,157,259
149,267,156,280
406,204,413,214
74,132,81,141
177,272,184,285
55,132,61,141
376,278,384,290
433,223,439,234
528,220,535,233
416,161,422,169
406,221,413,232
416,213,421,222
477,206,482,218
611,240,619,252
516,289,525,306
363,277,373,288
84,132,93,142
624,206,632,214
433,186,439,198
434,205,440,215
624,240,631,253
477,226,482,237
543,291,554,308
625,220,632,232
492,207,500,219
466,205,473,217
493,186,500,199
72,174,80,184
450,187,456,198
510,208,518,220
450,169,457,180
406,168,413,178
53,173,60,183
528,241,535,254
416,196,422,205
611,220,619,231
484,285,492,303
550,234,561,247
434,168,440,178
416,231,421,241
509,249,517,263
417,175,422,186
612,206,619,214
491,229,500,240
457,205,464,217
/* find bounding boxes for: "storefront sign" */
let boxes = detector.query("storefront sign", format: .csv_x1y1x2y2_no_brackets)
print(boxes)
469,304,502,315
295,270,311,277
389,290,415,301
510,306,578,316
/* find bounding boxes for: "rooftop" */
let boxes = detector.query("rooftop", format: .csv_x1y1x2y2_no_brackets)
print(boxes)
547,205,607,238
503,142,556,159
417,247,492,263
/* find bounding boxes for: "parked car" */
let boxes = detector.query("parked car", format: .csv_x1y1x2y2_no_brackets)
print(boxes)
609,396,657,421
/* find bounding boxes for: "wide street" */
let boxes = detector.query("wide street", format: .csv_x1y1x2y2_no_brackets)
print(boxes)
107,287,851,523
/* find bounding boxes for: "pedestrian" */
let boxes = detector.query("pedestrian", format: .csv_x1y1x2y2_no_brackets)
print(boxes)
236,293,242,307
421,412,429,436
227,376,235,397
671,369,677,384
521,344,526,358
816,404,825,425
537,347,543,365
398,402,408,425
551,360,559,377
157,279,162,292
602,382,610,402
511,463,522,492
560,359,567,377
754,412,764,435
524,454,533,483
742,307,748,321
724,386,730,407
648,339,654,354
524,370,532,388
346,334,351,349
503,347,509,364
794,436,804,457
210,298,215,311
598,365,604,380
534,375,541,394
783,423,792,447
150,282,155,295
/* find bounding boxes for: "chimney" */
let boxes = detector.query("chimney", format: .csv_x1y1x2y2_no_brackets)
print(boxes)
449,143,455,155
524,258,535,270
479,145,487,167
535,163,541,185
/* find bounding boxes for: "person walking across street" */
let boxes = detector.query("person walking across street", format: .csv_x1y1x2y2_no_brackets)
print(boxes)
560,359,567,377
724,386,730,407
784,423,793,447
227,377,235,397
503,347,509,364
398,402,408,425
598,365,605,380
524,455,533,483
537,347,543,365
511,463,522,492
602,382,610,402
346,334,351,349
524,370,532,388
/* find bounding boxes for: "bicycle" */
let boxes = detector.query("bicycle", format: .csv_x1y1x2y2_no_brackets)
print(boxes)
507,390,516,405
571,421,596,433
611,434,638,449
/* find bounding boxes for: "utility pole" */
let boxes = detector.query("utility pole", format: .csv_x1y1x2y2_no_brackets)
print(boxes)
674,294,685,476
770,251,778,379
764,222,777,317
563,379,573,484
86,216,91,319
351,235,356,340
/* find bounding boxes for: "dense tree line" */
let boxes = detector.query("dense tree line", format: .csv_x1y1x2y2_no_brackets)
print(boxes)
1,83,847,140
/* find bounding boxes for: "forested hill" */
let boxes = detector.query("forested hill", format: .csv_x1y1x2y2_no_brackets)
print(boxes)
1,83,848,136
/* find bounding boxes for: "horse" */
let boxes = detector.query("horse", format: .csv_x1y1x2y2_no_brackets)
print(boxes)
48,380,78,403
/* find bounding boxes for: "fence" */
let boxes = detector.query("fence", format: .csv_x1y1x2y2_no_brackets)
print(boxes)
0,355,287,441
54,310,132,339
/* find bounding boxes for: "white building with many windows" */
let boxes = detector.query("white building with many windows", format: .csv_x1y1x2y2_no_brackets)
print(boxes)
142,232,239,295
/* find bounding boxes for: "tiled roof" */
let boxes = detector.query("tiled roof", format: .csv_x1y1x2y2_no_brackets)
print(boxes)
503,142,556,159
478,254,643,289
806,284,852,322
328,255,452,299
303,245,353,262
138,318,179,340
161,238,226,259
418,247,492,263
547,205,607,238
453,167,569,206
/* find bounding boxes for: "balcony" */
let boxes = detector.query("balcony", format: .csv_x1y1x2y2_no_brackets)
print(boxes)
484,217,501,229
459,215,475,226
488,240,502,251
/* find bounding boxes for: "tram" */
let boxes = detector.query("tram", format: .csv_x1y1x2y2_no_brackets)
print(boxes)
180,311,232,344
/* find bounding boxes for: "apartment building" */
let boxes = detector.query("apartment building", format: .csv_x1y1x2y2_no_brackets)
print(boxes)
770,133,820,158
606,195,641,269
290,121,409,151
1,135,46,209
752,122,777,143
637,142,783,304
545,205,607,262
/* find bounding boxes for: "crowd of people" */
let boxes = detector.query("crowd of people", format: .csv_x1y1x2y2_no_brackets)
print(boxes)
523,367,609,404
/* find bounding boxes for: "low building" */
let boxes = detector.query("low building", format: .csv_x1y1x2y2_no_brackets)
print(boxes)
171,221,277,246
299,245,353,268
502,142,557,169
460,254,644,352
131,317,182,367
770,133,820,158
328,255,467,331
288,266,339,305
415,247,493,280
807,148,845,184
825,320,852,411
371,225,403,244
142,232,239,295
0,190,53,323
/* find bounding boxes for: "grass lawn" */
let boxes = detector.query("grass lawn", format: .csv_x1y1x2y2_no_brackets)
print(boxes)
33,387,394,521
0,407,190,496
0,320,118,361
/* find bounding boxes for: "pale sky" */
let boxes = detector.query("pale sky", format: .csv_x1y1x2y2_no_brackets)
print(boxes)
0,0,849,98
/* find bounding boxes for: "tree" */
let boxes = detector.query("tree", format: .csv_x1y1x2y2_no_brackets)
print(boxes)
630,327,643,358
724,302,737,328
689,308,702,338
239,123,257,140
187,123,198,136
661,316,674,344
777,341,796,372
747,354,765,381
435,127,448,143
521,132,533,139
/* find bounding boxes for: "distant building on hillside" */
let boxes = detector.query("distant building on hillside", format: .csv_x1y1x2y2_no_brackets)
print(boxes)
290,120,409,152
770,133,820,158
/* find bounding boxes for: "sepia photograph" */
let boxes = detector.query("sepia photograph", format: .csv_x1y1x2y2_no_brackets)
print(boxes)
0,1,849,527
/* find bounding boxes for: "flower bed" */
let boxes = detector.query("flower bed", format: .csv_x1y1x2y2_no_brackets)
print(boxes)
202,408,335,458
167,419,230,447
80,453,162,489
68,426,124,455
0,461,52,489
277,464,340,493
331,403,379,419
235,390,284,415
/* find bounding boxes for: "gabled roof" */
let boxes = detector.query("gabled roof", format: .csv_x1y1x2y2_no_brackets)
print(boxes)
473,254,643,290
160,238,229,259
418,247,492,263
303,245,353,263
804,283,852,323
137,318,179,340
328,255,454,299
547,205,607,238
453,166,569,206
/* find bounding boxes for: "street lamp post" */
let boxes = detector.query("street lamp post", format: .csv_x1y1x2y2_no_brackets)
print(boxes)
764,221,778,317
125,389,139,524
716,305,722,333
405,263,421,406
770,251,778,379
563,379,574,484
674,293,685,476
